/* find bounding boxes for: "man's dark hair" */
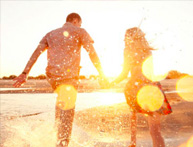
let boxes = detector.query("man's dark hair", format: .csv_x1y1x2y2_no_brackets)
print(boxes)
66,13,82,22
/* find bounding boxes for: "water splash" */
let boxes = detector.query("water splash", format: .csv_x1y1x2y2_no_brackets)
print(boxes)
2,115,56,147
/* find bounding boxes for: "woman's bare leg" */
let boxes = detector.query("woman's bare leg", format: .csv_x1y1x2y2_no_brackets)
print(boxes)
148,113,165,147
129,111,137,147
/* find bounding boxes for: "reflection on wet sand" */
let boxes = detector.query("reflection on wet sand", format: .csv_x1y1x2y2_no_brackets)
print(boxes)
1,79,193,146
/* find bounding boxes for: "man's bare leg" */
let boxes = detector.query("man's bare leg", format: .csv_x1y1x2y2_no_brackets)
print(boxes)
55,84,77,147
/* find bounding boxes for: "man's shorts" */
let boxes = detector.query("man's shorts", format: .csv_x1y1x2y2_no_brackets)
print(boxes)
47,77,79,90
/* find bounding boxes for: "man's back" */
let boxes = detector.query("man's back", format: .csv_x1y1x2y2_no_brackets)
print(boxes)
42,22,93,80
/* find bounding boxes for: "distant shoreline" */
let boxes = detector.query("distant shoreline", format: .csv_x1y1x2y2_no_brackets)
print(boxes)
0,79,122,93
0,79,178,93
0,79,184,105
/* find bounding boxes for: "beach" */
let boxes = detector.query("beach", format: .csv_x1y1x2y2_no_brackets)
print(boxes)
0,79,193,147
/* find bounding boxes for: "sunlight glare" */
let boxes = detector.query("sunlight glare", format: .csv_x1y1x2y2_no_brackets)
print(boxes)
142,56,168,81
103,62,122,77
101,50,123,77
54,84,77,110
176,75,193,102
94,92,125,106
178,135,193,147
137,85,164,112
187,136,193,147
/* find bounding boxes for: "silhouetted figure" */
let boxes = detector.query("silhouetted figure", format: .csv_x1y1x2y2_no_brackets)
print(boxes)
111,27,172,147
13,13,108,147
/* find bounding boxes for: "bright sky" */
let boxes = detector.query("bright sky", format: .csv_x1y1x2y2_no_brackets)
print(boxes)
1,1,193,78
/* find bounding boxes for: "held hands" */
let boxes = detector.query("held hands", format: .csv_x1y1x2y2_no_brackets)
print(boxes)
98,76,117,89
13,73,27,88
98,76,110,89
109,81,116,88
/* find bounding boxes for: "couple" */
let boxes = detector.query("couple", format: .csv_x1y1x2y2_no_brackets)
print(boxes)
13,13,172,147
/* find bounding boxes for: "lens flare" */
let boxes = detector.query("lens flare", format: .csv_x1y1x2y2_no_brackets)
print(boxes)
54,84,77,110
176,75,193,102
63,31,69,37
142,56,168,81
187,136,193,147
137,85,164,112
178,135,193,147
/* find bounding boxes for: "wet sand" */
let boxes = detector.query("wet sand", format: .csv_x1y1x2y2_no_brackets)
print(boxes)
74,101,193,147
2,100,192,147
1,79,193,146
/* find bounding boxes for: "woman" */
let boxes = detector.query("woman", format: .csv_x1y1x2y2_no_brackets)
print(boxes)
110,27,172,147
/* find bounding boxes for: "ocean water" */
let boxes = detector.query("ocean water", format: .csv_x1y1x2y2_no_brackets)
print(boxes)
0,92,126,116
1,91,192,147
0,92,126,147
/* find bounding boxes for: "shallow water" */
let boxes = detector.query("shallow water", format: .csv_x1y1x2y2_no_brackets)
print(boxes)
0,92,125,116
1,92,192,147
0,92,126,147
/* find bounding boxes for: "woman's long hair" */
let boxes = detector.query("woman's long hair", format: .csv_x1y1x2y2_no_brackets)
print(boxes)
125,27,155,51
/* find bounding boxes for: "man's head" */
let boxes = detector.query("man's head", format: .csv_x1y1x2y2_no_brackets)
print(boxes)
66,13,82,27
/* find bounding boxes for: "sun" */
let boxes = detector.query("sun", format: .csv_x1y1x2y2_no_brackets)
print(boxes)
101,52,123,78
102,62,123,78
142,55,168,81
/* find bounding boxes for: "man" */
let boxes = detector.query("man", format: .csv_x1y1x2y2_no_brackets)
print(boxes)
13,13,107,147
